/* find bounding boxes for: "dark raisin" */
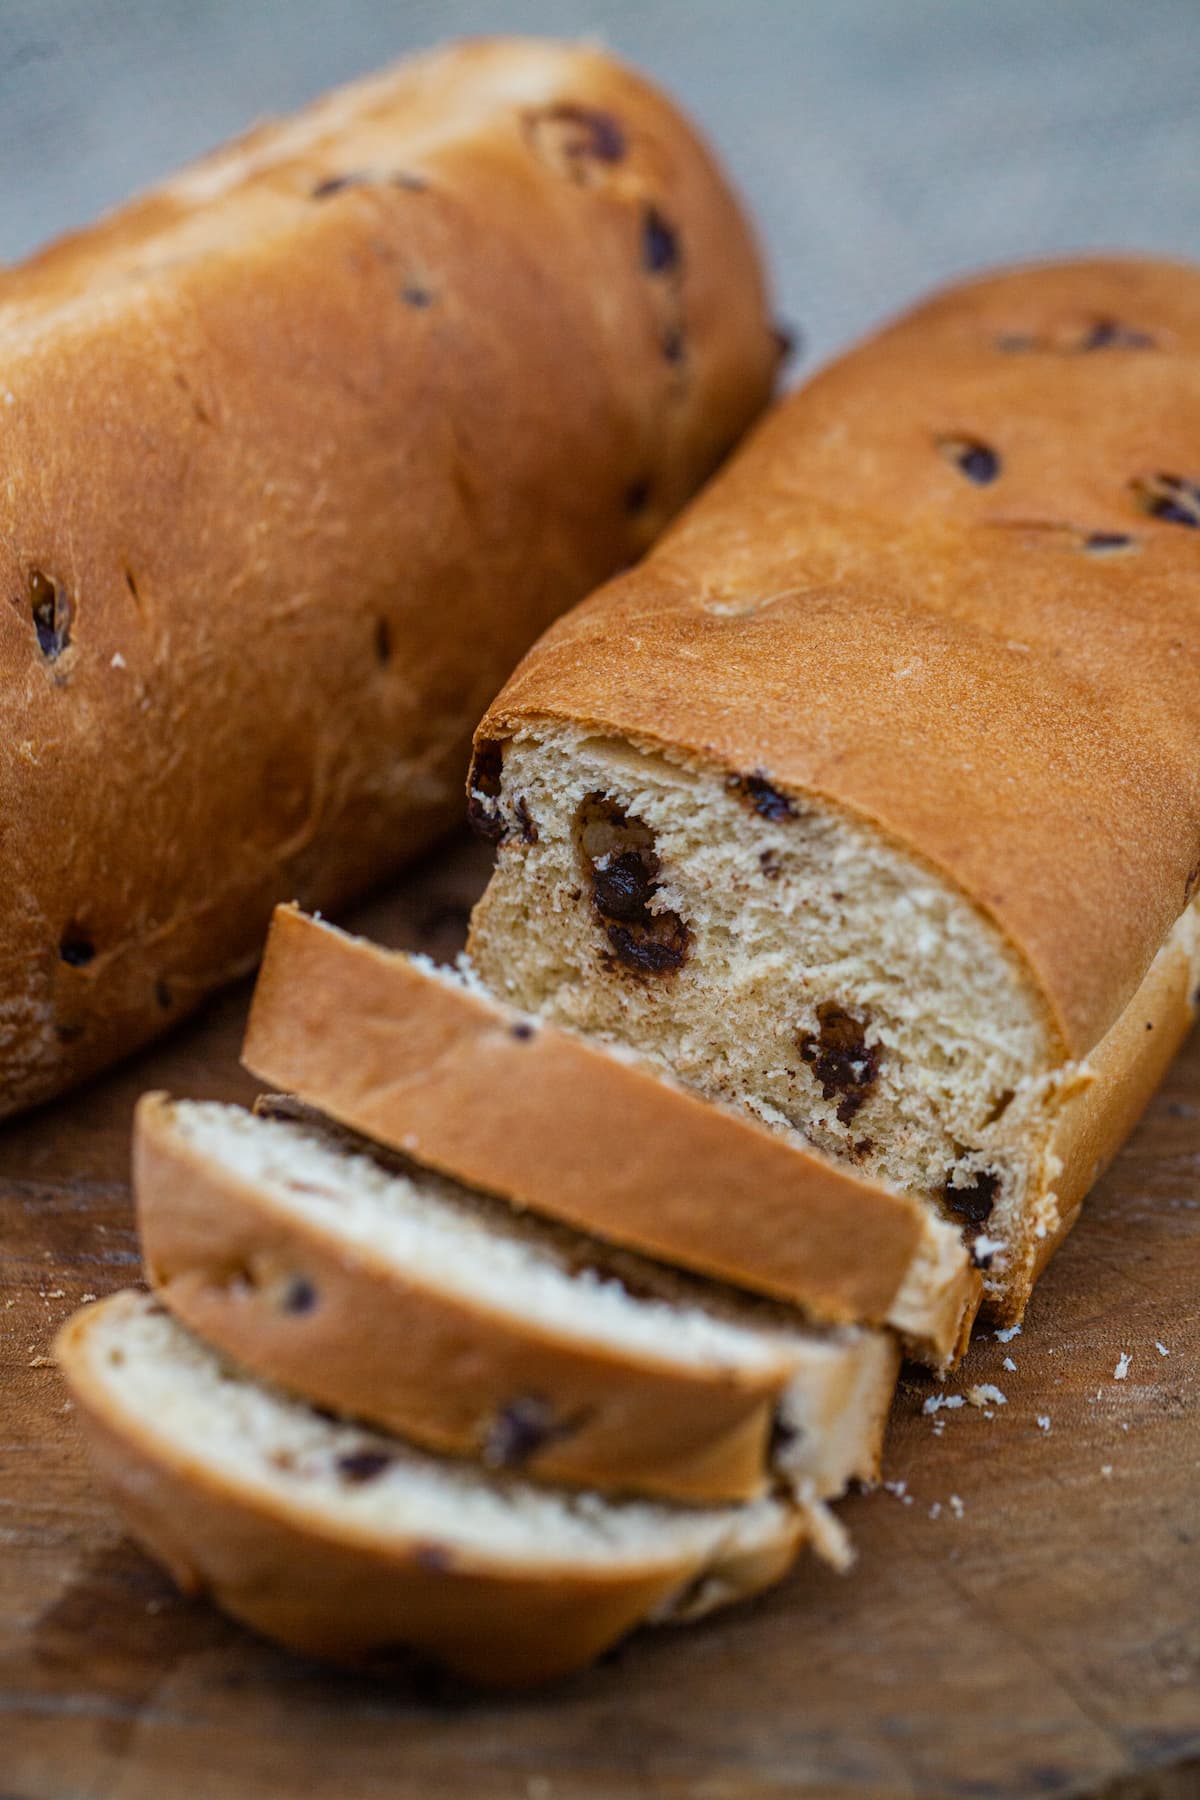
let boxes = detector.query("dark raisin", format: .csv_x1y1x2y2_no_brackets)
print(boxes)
1131,473,1200,529
281,1276,318,1315
772,321,802,365
1083,531,1136,552
28,569,72,659
311,174,363,199
942,1169,1000,1227
642,205,681,275
336,1449,393,1484
482,1396,566,1469
938,437,1000,485
624,478,651,515
510,1021,535,1041
759,849,782,880
154,980,172,1010
59,927,95,968
1079,318,1155,351
727,771,797,822
523,104,626,176
604,920,690,974
513,795,539,845
467,799,506,843
469,739,504,798
797,1002,880,1125
575,794,691,975
661,324,687,365
768,1410,805,1460
374,618,392,664
401,285,433,309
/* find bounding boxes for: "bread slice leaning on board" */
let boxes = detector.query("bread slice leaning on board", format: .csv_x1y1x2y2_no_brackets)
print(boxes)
134,1093,900,1507
462,255,1200,1324
55,1293,809,1687
0,35,779,1120
243,909,980,1369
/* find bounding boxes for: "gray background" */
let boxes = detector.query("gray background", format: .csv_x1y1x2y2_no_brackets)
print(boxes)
1,0,1198,365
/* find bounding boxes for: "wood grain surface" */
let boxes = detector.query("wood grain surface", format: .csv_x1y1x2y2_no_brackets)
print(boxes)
2,834,1197,1800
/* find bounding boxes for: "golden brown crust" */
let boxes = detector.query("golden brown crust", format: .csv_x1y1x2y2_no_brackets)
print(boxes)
0,37,777,1117
1020,907,1200,1298
55,1296,804,1687
479,256,1200,1062
242,908,979,1365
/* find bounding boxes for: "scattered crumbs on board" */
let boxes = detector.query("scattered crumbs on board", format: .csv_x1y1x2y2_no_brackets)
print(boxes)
1155,1341,1170,1357
1037,1414,1052,1433
923,1393,965,1416
1003,1356,1018,1372
949,1495,965,1519
1114,1352,1132,1380
967,1384,1007,1409
995,1323,1022,1343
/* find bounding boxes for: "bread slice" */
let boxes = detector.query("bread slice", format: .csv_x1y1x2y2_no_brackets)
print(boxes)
55,1291,807,1686
135,1093,899,1506
242,908,980,1368
463,257,1200,1323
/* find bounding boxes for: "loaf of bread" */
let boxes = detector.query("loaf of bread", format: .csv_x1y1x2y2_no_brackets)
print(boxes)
135,1093,899,1505
55,1291,809,1686
0,37,778,1117
243,908,980,1367
462,256,1200,1323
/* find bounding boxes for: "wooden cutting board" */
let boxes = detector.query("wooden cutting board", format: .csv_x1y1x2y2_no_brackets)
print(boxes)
2,834,1197,1800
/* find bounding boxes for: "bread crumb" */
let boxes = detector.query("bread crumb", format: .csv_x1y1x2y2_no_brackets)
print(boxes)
1003,1356,1018,1372
883,1479,908,1498
928,1501,942,1520
967,1384,1007,1409
27,1355,53,1367
1155,1341,1170,1357
995,1324,1022,1343
80,1293,97,1304
949,1494,965,1519
1037,1414,1052,1433
1101,1464,1113,1478
111,651,127,669
923,1393,965,1416
1114,1352,1131,1380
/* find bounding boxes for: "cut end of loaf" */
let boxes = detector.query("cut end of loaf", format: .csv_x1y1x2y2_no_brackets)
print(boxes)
466,722,1064,1316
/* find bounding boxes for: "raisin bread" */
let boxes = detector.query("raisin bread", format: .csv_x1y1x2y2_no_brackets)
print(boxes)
55,1292,807,1687
242,908,980,1368
0,36,778,1119
463,257,1200,1322
135,1093,899,1506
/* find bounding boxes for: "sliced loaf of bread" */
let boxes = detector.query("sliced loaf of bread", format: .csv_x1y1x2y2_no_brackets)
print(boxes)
135,1093,899,1506
243,908,980,1368
56,1291,807,1686
461,257,1200,1324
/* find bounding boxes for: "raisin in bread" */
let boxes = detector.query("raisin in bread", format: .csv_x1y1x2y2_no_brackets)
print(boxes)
243,909,979,1368
55,1292,807,1687
463,256,1200,1323
0,36,779,1120
135,1093,899,1506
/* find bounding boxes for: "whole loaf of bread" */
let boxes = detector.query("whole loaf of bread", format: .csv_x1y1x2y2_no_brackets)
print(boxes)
0,37,777,1116
466,256,1200,1322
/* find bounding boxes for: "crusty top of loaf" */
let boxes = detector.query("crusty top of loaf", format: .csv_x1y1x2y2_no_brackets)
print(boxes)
482,256,1200,1058
0,36,776,1113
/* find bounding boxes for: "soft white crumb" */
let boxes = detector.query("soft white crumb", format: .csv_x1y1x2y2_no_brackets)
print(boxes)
883,1480,908,1498
995,1324,1022,1343
928,1501,942,1520
949,1495,965,1519
1003,1356,1018,1372
923,1393,965,1416
967,1384,1007,1409
973,1234,1005,1262
1114,1352,1131,1380
111,651,127,669
1037,1415,1052,1433
1155,1341,1170,1358
1101,1464,1113,1478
